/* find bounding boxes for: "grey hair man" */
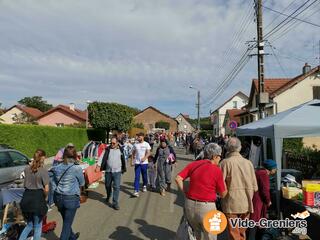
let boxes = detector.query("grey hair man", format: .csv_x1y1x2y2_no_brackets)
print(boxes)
220,137,258,240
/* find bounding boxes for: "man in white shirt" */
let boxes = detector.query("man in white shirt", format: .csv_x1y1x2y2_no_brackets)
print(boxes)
131,132,151,197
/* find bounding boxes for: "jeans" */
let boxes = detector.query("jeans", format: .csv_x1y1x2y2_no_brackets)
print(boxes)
19,215,42,240
134,164,148,191
105,172,121,207
54,193,80,240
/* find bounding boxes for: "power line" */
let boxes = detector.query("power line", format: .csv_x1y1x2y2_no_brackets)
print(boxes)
264,0,319,39
270,2,320,43
264,0,299,31
263,5,320,28
202,1,255,104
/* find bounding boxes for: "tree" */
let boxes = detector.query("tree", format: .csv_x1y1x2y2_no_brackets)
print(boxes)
88,102,134,142
0,103,4,116
12,112,38,125
155,121,170,130
18,96,53,112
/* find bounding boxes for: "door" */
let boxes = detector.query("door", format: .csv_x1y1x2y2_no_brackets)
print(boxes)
8,151,29,182
0,151,15,184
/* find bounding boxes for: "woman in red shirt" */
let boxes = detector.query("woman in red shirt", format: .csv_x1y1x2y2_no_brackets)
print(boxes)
175,143,227,240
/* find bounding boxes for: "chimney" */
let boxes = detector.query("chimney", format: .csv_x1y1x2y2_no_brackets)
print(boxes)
69,103,75,111
303,63,311,74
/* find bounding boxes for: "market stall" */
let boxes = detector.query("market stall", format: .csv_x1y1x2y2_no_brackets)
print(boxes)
237,99,320,237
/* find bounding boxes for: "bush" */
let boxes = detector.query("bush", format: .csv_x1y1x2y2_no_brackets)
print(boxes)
283,138,303,152
133,122,144,129
0,125,105,157
155,121,170,130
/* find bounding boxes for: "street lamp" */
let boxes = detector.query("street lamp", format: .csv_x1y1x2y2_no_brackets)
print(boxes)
86,100,92,129
189,86,200,131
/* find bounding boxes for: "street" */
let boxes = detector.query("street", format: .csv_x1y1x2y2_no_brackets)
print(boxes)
44,148,228,240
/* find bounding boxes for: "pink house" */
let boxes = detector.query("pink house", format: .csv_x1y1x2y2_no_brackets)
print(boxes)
37,104,87,127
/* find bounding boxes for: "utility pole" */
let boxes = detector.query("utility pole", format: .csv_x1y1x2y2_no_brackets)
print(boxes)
197,90,200,131
256,0,268,119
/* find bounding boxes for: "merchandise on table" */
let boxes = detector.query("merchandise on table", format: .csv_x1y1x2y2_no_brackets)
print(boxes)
282,187,302,200
302,181,320,207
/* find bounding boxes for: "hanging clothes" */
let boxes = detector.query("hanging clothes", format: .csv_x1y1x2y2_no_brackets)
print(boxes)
249,141,261,168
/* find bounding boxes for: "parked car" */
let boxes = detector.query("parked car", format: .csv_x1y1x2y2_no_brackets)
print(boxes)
0,145,30,185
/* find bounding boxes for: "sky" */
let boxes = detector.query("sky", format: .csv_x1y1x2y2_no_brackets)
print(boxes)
0,0,319,118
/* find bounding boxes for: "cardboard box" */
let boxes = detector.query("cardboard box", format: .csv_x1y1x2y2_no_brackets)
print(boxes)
302,180,320,188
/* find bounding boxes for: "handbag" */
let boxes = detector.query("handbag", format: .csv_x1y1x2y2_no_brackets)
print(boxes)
175,215,196,240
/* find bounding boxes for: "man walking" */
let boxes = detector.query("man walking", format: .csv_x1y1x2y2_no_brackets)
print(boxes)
131,132,151,197
97,136,126,210
220,137,258,240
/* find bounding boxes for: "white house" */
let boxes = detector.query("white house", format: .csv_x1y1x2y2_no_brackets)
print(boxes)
210,91,248,136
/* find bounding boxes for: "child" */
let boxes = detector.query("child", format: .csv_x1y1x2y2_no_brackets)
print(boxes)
147,155,157,191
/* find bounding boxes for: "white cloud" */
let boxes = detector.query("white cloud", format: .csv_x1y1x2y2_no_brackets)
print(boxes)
0,0,319,116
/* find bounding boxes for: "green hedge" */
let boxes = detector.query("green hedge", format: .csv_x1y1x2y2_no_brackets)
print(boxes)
0,125,105,157
155,121,170,130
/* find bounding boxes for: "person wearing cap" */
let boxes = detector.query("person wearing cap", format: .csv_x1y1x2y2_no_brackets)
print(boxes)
220,137,258,240
131,132,151,197
248,159,277,240
154,140,176,196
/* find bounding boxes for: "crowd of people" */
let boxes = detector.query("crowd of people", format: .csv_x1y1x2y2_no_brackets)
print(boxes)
17,130,278,240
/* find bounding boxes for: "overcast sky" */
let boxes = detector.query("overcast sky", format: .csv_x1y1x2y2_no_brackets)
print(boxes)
0,0,319,117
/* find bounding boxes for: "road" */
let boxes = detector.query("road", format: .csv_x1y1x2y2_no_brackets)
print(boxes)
44,147,228,240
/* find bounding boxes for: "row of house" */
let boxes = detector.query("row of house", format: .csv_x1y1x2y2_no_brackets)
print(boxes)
0,103,195,133
0,104,87,127
211,64,320,137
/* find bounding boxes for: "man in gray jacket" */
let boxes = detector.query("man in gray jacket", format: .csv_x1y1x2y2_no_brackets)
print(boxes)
97,136,126,210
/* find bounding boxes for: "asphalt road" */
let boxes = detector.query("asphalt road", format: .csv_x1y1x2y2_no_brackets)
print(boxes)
44,147,228,240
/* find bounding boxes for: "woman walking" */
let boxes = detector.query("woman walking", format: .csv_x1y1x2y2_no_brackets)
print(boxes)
51,145,85,240
19,149,49,240
175,143,227,240
154,140,176,196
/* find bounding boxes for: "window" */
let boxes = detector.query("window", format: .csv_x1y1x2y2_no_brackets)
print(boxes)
313,86,320,99
56,123,64,127
8,152,28,166
233,101,238,108
0,152,13,168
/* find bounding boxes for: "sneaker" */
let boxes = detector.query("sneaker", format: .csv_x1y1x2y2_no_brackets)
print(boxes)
160,189,166,196
112,204,120,210
142,185,147,192
133,191,139,197
74,232,80,239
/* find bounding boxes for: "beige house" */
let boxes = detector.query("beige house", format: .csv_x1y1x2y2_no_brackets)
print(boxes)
238,64,320,148
0,105,43,124
210,91,248,136
238,64,320,125
133,106,178,133
37,104,87,127
175,113,195,133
